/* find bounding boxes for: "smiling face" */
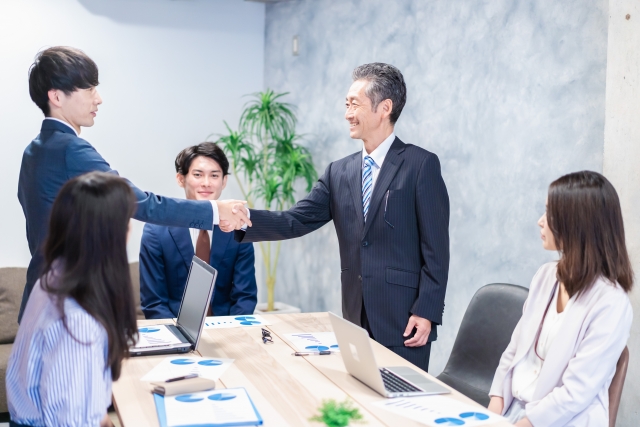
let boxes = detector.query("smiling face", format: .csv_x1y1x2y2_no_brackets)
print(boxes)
48,86,102,134
538,200,558,251
345,79,392,143
177,155,228,201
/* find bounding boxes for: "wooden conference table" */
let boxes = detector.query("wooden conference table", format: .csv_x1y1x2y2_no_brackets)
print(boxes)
112,312,513,427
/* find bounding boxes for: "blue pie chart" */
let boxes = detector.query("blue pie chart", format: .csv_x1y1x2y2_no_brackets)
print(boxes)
434,418,465,426
235,316,261,326
330,345,339,349
176,394,204,403
208,393,236,401
460,412,489,420
198,359,223,366
171,359,195,365
139,328,160,333
306,345,330,351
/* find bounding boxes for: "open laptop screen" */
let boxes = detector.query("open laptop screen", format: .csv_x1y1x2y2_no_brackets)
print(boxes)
176,256,217,344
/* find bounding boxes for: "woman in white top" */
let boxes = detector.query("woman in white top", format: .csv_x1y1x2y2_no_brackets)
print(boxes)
488,171,633,427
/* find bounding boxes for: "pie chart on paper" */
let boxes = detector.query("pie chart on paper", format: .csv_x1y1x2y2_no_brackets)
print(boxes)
234,316,261,326
138,328,160,333
208,393,236,401
198,359,223,366
434,418,465,426
460,412,489,420
175,394,204,403
170,359,195,365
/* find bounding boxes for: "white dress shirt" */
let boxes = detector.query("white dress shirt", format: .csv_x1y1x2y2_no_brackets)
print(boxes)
511,284,573,403
362,132,395,194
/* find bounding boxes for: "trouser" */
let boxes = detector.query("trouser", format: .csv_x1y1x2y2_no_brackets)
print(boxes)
360,303,432,372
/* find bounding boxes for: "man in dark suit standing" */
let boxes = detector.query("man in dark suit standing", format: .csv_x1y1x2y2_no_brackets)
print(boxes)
231,63,449,371
17,46,249,322
139,142,257,319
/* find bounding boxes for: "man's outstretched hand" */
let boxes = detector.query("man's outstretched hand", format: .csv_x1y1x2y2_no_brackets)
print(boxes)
216,200,251,232
403,314,431,347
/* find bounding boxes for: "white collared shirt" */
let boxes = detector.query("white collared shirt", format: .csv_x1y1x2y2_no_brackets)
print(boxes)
44,117,78,136
362,132,395,194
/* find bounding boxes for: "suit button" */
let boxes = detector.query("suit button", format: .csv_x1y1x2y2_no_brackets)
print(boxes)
358,275,362,281
362,241,368,247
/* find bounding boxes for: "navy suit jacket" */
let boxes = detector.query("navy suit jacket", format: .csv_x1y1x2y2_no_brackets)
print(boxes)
139,224,257,319
236,138,450,347
17,119,214,321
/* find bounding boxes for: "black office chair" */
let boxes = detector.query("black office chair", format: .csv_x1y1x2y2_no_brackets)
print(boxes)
436,283,529,406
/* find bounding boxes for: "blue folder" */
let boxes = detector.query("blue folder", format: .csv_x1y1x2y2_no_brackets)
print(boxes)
154,387,263,427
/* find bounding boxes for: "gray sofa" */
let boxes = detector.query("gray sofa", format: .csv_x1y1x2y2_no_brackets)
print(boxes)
0,263,144,414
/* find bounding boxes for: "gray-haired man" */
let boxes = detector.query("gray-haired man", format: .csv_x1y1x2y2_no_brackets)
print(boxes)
232,63,450,371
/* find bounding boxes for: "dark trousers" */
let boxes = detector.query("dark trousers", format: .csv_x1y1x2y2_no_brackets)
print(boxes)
361,304,432,373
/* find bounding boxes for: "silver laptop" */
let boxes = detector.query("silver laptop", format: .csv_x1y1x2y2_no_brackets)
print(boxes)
328,311,450,398
131,256,217,356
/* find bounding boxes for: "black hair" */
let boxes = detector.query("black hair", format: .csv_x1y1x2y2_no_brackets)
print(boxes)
175,142,230,176
41,172,138,381
28,46,99,116
352,63,407,124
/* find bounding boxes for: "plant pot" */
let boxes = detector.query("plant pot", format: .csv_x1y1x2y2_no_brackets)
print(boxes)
254,301,301,314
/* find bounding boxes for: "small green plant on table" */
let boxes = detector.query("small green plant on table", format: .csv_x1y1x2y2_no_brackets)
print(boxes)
310,398,365,427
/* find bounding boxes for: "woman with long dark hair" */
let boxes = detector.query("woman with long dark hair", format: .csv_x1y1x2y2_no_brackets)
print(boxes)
6,172,138,427
488,171,633,426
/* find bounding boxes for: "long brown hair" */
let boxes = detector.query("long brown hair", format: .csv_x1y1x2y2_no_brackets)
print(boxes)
548,171,633,297
41,172,138,380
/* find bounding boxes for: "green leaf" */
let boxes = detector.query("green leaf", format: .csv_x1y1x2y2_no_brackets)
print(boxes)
310,399,365,427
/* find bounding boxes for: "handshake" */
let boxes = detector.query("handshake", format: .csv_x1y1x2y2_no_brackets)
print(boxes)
216,200,252,233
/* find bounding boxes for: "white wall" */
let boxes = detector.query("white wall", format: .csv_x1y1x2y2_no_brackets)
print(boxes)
0,0,265,267
603,1,640,425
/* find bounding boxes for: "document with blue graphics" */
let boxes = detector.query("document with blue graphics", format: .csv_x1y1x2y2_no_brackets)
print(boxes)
154,387,263,427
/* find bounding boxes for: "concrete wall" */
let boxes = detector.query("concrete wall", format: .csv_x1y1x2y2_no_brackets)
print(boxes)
603,1,640,425
263,0,608,376
0,0,265,267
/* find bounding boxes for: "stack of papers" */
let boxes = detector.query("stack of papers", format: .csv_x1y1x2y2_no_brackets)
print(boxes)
141,356,234,382
135,325,183,348
373,395,504,426
154,387,262,427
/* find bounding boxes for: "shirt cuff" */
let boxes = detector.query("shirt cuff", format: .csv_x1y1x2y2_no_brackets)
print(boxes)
241,208,250,231
210,200,219,227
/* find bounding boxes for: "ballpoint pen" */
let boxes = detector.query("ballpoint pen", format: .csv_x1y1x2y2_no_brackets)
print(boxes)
165,373,198,382
384,190,394,228
293,351,334,356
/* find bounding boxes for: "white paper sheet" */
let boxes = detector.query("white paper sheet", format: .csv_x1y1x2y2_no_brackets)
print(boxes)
141,356,234,382
283,332,341,352
373,395,505,426
134,325,183,348
203,314,272,329
163,388,261,427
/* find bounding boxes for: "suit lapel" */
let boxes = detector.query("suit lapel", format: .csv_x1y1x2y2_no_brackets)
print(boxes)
168,227,194,270
209,225,232,264
362,138,405,236
346,153,365,233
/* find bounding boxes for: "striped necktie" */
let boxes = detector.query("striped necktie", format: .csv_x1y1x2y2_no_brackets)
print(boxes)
362,155,375,221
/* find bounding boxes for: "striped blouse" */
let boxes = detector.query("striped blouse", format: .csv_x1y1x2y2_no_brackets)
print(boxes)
6,276,112,426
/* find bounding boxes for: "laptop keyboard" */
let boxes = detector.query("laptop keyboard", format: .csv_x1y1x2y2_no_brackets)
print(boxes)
380,368,422,393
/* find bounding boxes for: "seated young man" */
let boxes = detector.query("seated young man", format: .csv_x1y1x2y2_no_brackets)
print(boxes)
140,142,257,319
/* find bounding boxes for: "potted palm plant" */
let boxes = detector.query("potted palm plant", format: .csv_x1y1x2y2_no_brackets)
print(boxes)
215,90,318,313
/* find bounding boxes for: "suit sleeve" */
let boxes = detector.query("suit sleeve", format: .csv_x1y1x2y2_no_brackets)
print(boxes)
65,138,214,230
139,224,176,319
411,154,450,324
525,292,633,427
228,243,258,315
235,163,333,243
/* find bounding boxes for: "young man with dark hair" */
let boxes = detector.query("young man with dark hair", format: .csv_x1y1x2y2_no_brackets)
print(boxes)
18,46,250,322
139,142,257,319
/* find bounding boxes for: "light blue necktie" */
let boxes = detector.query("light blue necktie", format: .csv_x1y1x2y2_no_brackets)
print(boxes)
362,155,375,221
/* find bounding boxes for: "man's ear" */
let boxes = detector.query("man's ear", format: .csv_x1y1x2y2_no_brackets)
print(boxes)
221,174,228,191
176,173,185,188
47,89,63,109
381,99,393,120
